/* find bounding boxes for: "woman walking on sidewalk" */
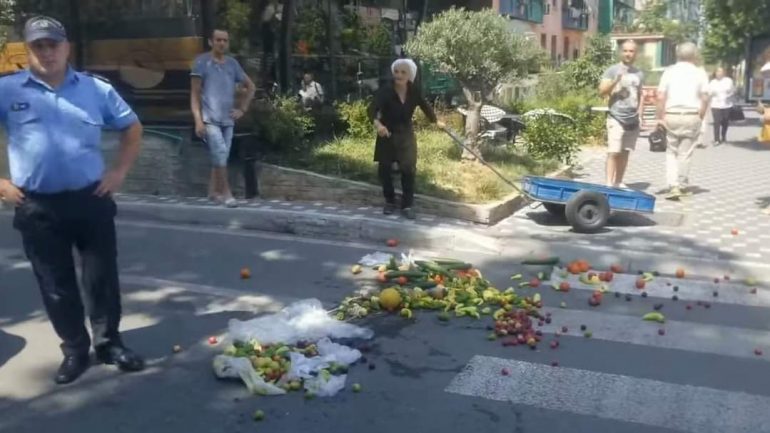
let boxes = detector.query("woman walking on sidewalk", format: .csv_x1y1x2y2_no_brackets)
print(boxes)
707,67,735,145
368,59,444,220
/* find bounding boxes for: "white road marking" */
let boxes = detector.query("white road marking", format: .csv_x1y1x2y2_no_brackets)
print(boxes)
446,356,770,433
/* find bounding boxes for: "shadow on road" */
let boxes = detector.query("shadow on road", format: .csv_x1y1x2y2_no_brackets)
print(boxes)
0,330,25,369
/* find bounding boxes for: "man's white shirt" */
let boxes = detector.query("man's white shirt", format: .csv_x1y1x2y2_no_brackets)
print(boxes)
658,62,710,112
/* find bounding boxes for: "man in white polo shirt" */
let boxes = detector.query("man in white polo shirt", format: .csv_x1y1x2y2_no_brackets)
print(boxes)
656,42,710,200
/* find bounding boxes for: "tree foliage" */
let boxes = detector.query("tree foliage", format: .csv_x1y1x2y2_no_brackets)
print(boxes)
405,7,543,101
632,0,698,43
0,0,14,50
562,35,614,91
702,0,770,65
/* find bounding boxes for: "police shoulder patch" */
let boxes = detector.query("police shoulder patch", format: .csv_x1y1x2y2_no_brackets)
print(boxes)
83,71,111,84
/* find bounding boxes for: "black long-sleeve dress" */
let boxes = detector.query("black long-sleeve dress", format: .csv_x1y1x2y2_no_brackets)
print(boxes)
368,82,437,171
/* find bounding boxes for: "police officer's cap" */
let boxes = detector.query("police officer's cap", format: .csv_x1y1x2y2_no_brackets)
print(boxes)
24,16,67,43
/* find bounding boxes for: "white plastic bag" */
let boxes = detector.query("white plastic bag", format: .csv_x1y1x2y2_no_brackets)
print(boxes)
304,373,347,397
358,252,393,266
286,337,362,380
317,337,362,365
227,299,374,345
212,355,286,395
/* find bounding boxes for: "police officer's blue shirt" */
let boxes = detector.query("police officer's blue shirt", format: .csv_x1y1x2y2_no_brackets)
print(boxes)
191,53,246,127
0,68,138,193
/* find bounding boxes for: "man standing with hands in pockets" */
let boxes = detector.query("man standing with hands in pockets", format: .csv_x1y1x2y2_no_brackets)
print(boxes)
191,28,256,207
599,40,644,189
0,16,145,384
656,42,710,200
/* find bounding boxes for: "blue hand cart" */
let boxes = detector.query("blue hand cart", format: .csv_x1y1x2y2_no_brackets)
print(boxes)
443,129,656,233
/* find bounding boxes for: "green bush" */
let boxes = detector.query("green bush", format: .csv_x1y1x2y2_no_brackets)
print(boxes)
335,99,372,139
254,96,315,148
522,115,580,165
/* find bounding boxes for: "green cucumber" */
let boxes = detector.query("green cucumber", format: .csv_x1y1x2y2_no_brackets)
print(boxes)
411,280,438,289
442,262,473,271
385,270,429,279
414,261,452,277
521,256,560,266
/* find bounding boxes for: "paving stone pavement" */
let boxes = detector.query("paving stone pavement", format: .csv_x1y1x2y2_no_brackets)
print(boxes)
492,111,770,265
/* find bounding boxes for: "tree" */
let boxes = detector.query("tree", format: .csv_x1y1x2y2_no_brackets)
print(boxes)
562,35,614,91
702,0,770,65
632,0,698,44
0,0,14,50
405,7,544,159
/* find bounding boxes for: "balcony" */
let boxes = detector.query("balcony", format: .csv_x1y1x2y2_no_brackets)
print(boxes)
500,0,545,23
562,1,590,30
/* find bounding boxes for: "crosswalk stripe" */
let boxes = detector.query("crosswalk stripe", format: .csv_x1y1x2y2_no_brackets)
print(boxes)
538,307,770,362
446,356,770,433
547,271,770,309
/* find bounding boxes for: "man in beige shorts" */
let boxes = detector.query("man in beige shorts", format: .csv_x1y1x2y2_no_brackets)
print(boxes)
599,40,644,189
656,42,710,199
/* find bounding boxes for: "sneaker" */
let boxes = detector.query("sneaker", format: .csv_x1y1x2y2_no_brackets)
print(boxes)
223,197,238,208
383,203,396,215
401,207,416,220
618,183,631,190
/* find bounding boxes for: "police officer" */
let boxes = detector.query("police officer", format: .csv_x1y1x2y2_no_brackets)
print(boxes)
0,16,145,384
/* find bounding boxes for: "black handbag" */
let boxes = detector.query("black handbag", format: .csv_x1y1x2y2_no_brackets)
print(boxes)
649,126,667,152
728,105,745,121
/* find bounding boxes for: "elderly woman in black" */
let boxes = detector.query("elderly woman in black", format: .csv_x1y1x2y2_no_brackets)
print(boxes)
369,58,445,219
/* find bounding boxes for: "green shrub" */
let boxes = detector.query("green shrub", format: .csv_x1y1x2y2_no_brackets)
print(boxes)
335,99,372,138
522,115,580,165
254,96,315,148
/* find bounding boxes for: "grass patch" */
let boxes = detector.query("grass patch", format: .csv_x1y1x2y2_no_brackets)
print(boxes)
263,129,559,204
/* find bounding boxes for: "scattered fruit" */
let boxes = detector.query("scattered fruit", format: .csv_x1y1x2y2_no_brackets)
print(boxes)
686,304,693,310
673,286,679,292
672,295,679,301
351,264,363,275
584,331,592,338
724,275,731,281
658,329,665,336
501,368,510,376
731,228,739,236
625,294,633,302
561,326,568,333
550,340,559,349
488,333,498,341
654,303,663,311
253,410,265,421
610,264,623,273
240,267,251,279
746,277,758,286
305,392,316,400
386,239,399,247
580,324,587,331
376,273,388,283
713,278,720,284
560,302,567,308
438,312,451,322
713,291,719,297
369,363,376,370
551,361,559,367
635,279,646,290
352,383,362,393
559,282,571,292
379,288,402,311
399,308,413,319
675,268,685,278
529,278,541,288
614,292,621,298
208,336,218,345
704,303,711,309
755,349,763,356
642,312,666,323
641,292,648,298
172,345,182,353
396,276,408,286
751,288,758,295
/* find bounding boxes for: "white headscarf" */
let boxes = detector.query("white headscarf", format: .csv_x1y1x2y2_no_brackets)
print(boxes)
391,58,418,83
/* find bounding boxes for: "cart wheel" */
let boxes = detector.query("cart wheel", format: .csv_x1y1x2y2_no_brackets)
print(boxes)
565,190,610,233
542,202,566,216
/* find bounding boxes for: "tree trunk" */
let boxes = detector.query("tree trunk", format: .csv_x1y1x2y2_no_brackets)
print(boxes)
462,87,483,161
278,0,294,93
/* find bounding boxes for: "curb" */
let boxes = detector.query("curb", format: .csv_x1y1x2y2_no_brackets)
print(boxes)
116,200,503,255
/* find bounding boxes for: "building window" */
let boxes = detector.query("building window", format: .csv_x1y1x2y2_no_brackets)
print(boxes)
573,48,579,60
541,33,547,49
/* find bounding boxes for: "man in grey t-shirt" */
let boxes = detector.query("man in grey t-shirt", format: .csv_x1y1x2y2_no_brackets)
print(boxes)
191,29,256,207
598,40,644,189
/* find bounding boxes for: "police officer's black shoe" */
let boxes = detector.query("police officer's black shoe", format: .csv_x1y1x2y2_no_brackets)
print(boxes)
96,345,145,372
383,203,396,215
55,354,90,385
401,208,416,220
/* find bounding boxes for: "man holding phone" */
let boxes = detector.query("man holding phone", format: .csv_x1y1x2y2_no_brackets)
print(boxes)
598,40,644,189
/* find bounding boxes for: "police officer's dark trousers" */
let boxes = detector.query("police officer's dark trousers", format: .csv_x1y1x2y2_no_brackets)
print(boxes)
13,183,122,356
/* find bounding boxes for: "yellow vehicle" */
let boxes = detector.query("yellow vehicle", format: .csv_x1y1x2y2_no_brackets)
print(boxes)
1,0,218,121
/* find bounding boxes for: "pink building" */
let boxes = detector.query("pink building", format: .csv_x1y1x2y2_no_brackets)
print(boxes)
492,0,600,64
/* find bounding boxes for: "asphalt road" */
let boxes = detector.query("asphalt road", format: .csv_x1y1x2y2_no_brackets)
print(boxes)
2,213,770,433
